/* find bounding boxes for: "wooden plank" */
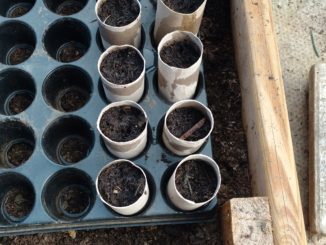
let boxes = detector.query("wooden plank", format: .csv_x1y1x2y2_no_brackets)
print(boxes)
231,0,307,244
309,63,326,235
221,197,273,245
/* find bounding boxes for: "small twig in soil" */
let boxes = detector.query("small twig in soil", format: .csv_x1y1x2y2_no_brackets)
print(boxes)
134,183,142,197
310,28,320,58
184,174,193,198
180,118,206,140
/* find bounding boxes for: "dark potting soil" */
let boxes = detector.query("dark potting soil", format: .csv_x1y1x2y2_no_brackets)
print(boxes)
3,187,33,219
59,88,88,112
7,142,33,167
100,47,144,85
98,0,140,27
58,185,90,215
59,137,89,164
57,41,86,62
100,105,146,142
163,0,205,14
8,93,33,114
160,37,201,69
8,5,31,18
9,47,32,65
166,107,211,141
98,161,146,207
175,160,217,202
56,0,84,15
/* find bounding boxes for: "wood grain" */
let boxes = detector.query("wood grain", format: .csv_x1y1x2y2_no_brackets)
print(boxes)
221,197,273,245
231,0,307,243
309,63,326,235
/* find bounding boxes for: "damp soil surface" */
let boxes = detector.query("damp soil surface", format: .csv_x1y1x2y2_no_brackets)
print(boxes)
167,107,211,141
59,137,89,164
57,41,86,62
98,0,140,27
100,105,146,142
58,88,88,112
163,0,205,14
8,47,33,65
3,187,34,220
0,0,251,243
8,5,31,18
56,0,84,15
100,47,144,85
175,160,217,203
98,161,146,207
8,92,33,115
160,37,201,68
58,185,90,215
7,142,33,167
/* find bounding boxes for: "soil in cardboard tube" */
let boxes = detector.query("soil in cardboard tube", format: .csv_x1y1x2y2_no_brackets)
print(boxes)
3,187,33,219
163,0,205,14
166,107,211,141
98,161,146,207
8,93,33,114
7,142,33,167
98,0,140,27
58,185,90,214
100,47,144,85
175,160,217,203
100,105,146,142
160,37,201,68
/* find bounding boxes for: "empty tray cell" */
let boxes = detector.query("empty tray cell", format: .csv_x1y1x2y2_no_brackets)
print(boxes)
0,21,36,65
43,0,88,16
42,168,95,221
0,68,35,115
42,116,94,165
0,0,35,18
0,120,35,168
0,173,35,225
43,18,91,63
43,65,92,112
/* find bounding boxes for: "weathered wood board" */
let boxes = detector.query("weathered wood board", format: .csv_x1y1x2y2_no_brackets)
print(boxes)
309,63,326,235
231,0,307,243
221,197,273,245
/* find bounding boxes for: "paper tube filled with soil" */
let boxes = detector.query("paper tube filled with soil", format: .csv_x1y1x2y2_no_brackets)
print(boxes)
154,0,206,44
97,100,148,159
167,154,220,211
158,31,203,103
95,0,141,49
96,159,149,216
163,100,213,156
98,45,145,102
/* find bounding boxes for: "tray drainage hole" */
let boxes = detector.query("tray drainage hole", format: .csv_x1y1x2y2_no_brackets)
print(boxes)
44,0,87,16
0,0,36,18
42,168,95,221
0,120,35,169
43,18,91,63
0,69,36,116
0,21,36,65
42,116,94,165
0,173,35,224
43,66,92,112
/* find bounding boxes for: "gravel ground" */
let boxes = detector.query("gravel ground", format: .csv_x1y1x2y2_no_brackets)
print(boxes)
0,0,251,244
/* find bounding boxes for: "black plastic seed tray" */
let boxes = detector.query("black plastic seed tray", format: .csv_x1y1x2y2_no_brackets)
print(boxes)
0,0,216,236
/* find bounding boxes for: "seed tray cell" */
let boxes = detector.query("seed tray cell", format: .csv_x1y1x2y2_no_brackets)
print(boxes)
0,0,216,236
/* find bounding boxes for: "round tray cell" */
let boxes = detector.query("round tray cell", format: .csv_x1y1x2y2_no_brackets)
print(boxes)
0,120,35,169
0,0,36,18
42,116,94,165
0,21,36,65
43,18,91,63
0,173,35,225
42,168,95,221
43,0,88,16
43,66,92,112
0,69,36,116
